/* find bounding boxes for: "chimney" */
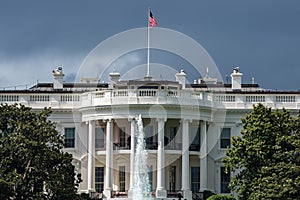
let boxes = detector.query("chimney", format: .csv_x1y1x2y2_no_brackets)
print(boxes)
109,71,120,89
231,67,243,90
175,69,187,89
52,67,64,90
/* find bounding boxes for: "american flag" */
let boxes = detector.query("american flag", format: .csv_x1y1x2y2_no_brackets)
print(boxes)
149,11,157,27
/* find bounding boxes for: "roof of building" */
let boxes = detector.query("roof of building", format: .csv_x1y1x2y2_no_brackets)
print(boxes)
0,67,298,94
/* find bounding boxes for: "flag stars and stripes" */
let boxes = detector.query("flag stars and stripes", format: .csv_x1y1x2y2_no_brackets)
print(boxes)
149,11,157,28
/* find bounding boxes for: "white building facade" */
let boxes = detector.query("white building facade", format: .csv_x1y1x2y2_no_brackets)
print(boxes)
1,67,299,200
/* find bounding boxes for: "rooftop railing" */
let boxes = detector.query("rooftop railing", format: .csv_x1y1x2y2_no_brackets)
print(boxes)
0,89,299,110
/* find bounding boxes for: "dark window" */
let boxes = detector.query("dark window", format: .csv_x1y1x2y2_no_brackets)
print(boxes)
148,166,153,191
119,166,125,192
221,167,230,193
95,128,105,149
144,126,156,149
167,127,177,148
95,167,104,193
119,127,126,148
64,128,75,148
169,166,176,191
220,128,231,149
190,127,200,151
191,167,200,193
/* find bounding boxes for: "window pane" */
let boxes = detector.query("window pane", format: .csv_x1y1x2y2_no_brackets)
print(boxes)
169,166,176,191
144,126,153,143
119,127,126,147
221,139,230,149
220,128,231,149
119,166,125,192
64,128,75,148
221,128,230,138
170,127,176,140
190,127,200,151
95,128,105,149
95,167,104,193
148,166,153,191
191,167,200,193
221,167,230,193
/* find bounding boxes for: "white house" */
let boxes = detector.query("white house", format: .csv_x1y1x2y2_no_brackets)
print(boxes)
1,67,299,200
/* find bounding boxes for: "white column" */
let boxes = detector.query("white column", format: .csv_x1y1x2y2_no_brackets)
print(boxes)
156,118,167,198
128,118,136,197
87,121,95,192
103,119,113,198
200,121,207,191
181,119,192,199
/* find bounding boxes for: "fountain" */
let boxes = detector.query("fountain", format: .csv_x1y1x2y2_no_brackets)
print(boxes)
131,115,153,199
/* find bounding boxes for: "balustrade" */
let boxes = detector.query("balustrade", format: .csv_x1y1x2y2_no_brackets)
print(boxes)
0,89,299,110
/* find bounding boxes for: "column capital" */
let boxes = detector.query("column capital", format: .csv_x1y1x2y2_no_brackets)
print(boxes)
103,118,112,123
180,119,192,124
156,118,167,122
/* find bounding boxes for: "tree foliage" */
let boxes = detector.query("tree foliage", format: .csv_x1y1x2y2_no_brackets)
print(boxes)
0,104,81,199
223,104,300,200
207,194,236,200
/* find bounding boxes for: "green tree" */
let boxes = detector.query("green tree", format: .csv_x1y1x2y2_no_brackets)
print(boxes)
0,104,81,199
223,104,300,200
207,194,236,200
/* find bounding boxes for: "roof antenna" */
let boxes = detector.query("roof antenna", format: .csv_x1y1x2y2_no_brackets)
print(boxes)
205,67,209,78
252,77,255,84
225,74,229,83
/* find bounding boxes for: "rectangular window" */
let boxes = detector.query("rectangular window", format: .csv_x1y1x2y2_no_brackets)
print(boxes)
119,127,126,148
221,167,230,193
191,167,200,193
148,166,153,191
220,128,231,149
119,166,125,192
95,128,105,149
170,127,176,140
167,127,177,148
144,126,156,149
190,127,200,151
64,128,75,148
95,167,104,193
169,166,176,192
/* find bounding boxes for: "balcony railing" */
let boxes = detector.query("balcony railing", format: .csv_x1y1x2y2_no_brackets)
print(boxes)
113,143,130,150
0,89,299,110
146,142,158,150
189,144,200,151
165,142,182,150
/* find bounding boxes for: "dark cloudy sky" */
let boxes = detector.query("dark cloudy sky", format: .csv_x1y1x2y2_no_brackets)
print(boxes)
0,0,299,90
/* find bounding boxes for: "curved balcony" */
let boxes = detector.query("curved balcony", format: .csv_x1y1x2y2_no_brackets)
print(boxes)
80,89,211,108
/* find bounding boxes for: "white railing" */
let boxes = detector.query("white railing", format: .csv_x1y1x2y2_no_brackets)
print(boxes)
0,94,19,102
0,90,299,110
60,94,81,102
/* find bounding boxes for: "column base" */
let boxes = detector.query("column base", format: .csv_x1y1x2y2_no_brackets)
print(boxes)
155,188,167,198
200,187,208,192
182,190,192,200
127,189,134,198
103,189,112,199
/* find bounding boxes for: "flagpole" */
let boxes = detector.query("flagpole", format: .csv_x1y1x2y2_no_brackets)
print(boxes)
146,8,151,78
